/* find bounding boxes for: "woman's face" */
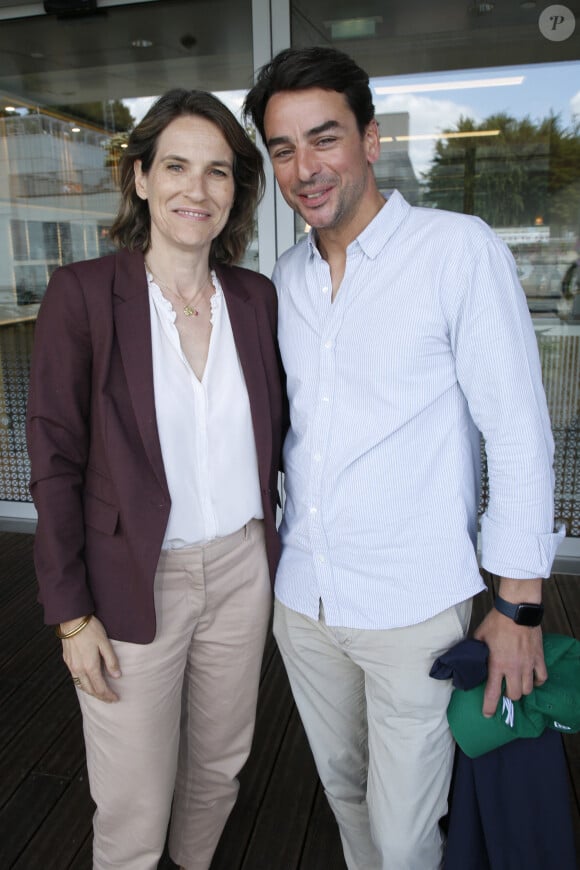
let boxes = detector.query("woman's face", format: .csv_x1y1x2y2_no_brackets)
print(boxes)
134,114,235,258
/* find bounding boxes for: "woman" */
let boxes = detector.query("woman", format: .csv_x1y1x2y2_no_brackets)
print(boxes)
26,89,285,870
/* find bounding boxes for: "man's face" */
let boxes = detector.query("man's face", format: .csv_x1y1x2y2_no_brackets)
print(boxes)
263,87,380,235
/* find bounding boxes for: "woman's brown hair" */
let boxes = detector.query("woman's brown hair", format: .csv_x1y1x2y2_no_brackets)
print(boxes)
110,89,264,265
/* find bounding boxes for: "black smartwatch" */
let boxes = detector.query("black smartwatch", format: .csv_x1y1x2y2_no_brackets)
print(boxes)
494,594,544,627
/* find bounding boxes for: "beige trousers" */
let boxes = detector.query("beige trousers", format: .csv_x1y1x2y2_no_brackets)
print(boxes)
77,520,271,870
274,597,471,870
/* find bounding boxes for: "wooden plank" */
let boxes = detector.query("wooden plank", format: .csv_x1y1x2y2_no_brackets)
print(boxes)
542,577,573,635
36,710,87,780
556,574,580,636
0,627,60,701
259,624,277,680
0,772,67,868
0,533,35,606
158,846,178,870
299,783,346,870
0,646,68,747
11,772,94,870
0,679,79,806
0,582,45,666
211,650,295,869
67,836,93,870
238,707,319,870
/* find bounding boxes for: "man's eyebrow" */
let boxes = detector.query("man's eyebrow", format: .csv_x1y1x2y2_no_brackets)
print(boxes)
266,135,292,150
266,119,341,150
307,120,341,137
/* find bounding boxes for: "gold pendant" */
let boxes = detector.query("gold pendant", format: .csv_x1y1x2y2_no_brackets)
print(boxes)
183,305,198,317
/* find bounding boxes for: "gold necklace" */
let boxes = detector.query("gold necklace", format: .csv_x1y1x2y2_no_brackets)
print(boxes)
145,261,211,317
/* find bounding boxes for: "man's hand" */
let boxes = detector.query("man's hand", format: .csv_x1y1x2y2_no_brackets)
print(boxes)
473,577,546,718
59,615,122,703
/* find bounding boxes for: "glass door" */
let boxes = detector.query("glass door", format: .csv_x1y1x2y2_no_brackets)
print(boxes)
0,0,258,523
289,0,580,552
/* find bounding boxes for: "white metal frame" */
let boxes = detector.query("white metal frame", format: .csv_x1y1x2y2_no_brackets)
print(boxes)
0,499,36,530
251,0,294,276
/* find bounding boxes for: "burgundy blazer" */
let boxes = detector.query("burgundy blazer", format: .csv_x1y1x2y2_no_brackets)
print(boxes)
27,248,285,643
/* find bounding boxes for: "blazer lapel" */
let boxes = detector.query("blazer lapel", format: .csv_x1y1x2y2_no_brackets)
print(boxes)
218,267,273,487
112,250,168,495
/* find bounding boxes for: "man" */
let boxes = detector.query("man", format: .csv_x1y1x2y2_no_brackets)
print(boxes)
244,47,563,870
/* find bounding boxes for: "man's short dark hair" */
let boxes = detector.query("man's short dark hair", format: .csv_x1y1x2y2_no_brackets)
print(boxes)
243,46,375,143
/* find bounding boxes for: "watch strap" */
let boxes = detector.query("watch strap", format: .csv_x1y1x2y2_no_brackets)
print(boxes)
494,594,544,626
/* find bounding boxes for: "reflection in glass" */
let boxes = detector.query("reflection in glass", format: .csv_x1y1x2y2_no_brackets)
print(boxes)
0,0,255,508
287,45,580,538
369,62,580,315
375,64,580,537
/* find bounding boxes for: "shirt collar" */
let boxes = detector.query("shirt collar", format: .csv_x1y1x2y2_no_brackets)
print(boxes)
307,189,411,261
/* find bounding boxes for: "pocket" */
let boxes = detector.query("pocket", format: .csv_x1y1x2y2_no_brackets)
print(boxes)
84,491,119,535
454,598,473,634
445,598,472,644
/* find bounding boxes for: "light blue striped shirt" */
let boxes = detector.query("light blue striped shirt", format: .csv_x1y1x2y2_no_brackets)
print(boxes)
273,190,564,629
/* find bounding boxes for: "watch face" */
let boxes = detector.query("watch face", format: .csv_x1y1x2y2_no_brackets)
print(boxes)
514,604,544,627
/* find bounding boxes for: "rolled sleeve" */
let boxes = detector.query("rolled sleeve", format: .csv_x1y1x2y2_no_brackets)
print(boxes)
480,513,566,579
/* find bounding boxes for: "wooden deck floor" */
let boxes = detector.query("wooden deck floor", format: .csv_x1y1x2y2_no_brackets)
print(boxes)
1,531,579,869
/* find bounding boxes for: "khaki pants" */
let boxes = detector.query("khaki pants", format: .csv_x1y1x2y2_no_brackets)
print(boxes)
78,520,271,870
274,597,471,870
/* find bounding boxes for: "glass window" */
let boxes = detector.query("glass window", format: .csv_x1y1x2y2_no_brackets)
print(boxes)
0,0,255,511
10,220,28,260
369,61,580,322
291,1,580,539
41,222,59,262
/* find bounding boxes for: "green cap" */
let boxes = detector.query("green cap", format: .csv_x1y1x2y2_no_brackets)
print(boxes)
447,633,580,758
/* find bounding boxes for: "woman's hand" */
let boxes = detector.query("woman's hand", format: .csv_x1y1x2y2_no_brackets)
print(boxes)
59,616,122,703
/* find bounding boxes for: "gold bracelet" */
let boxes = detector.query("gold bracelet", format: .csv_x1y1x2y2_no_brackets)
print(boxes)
55,614,92,640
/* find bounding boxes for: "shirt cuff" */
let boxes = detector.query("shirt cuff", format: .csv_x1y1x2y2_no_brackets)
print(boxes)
480,513,566,579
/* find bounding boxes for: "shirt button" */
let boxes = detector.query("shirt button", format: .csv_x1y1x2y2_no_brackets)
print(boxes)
313,452,321,462
318,554,325,563
322,396,330,403
322,285,329,294
309,506,317,514
324,340,332,349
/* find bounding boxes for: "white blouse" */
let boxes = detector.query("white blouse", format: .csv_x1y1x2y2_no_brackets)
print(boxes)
147,270,263,549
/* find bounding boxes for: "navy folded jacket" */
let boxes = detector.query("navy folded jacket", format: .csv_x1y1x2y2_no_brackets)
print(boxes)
431,637,578,870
